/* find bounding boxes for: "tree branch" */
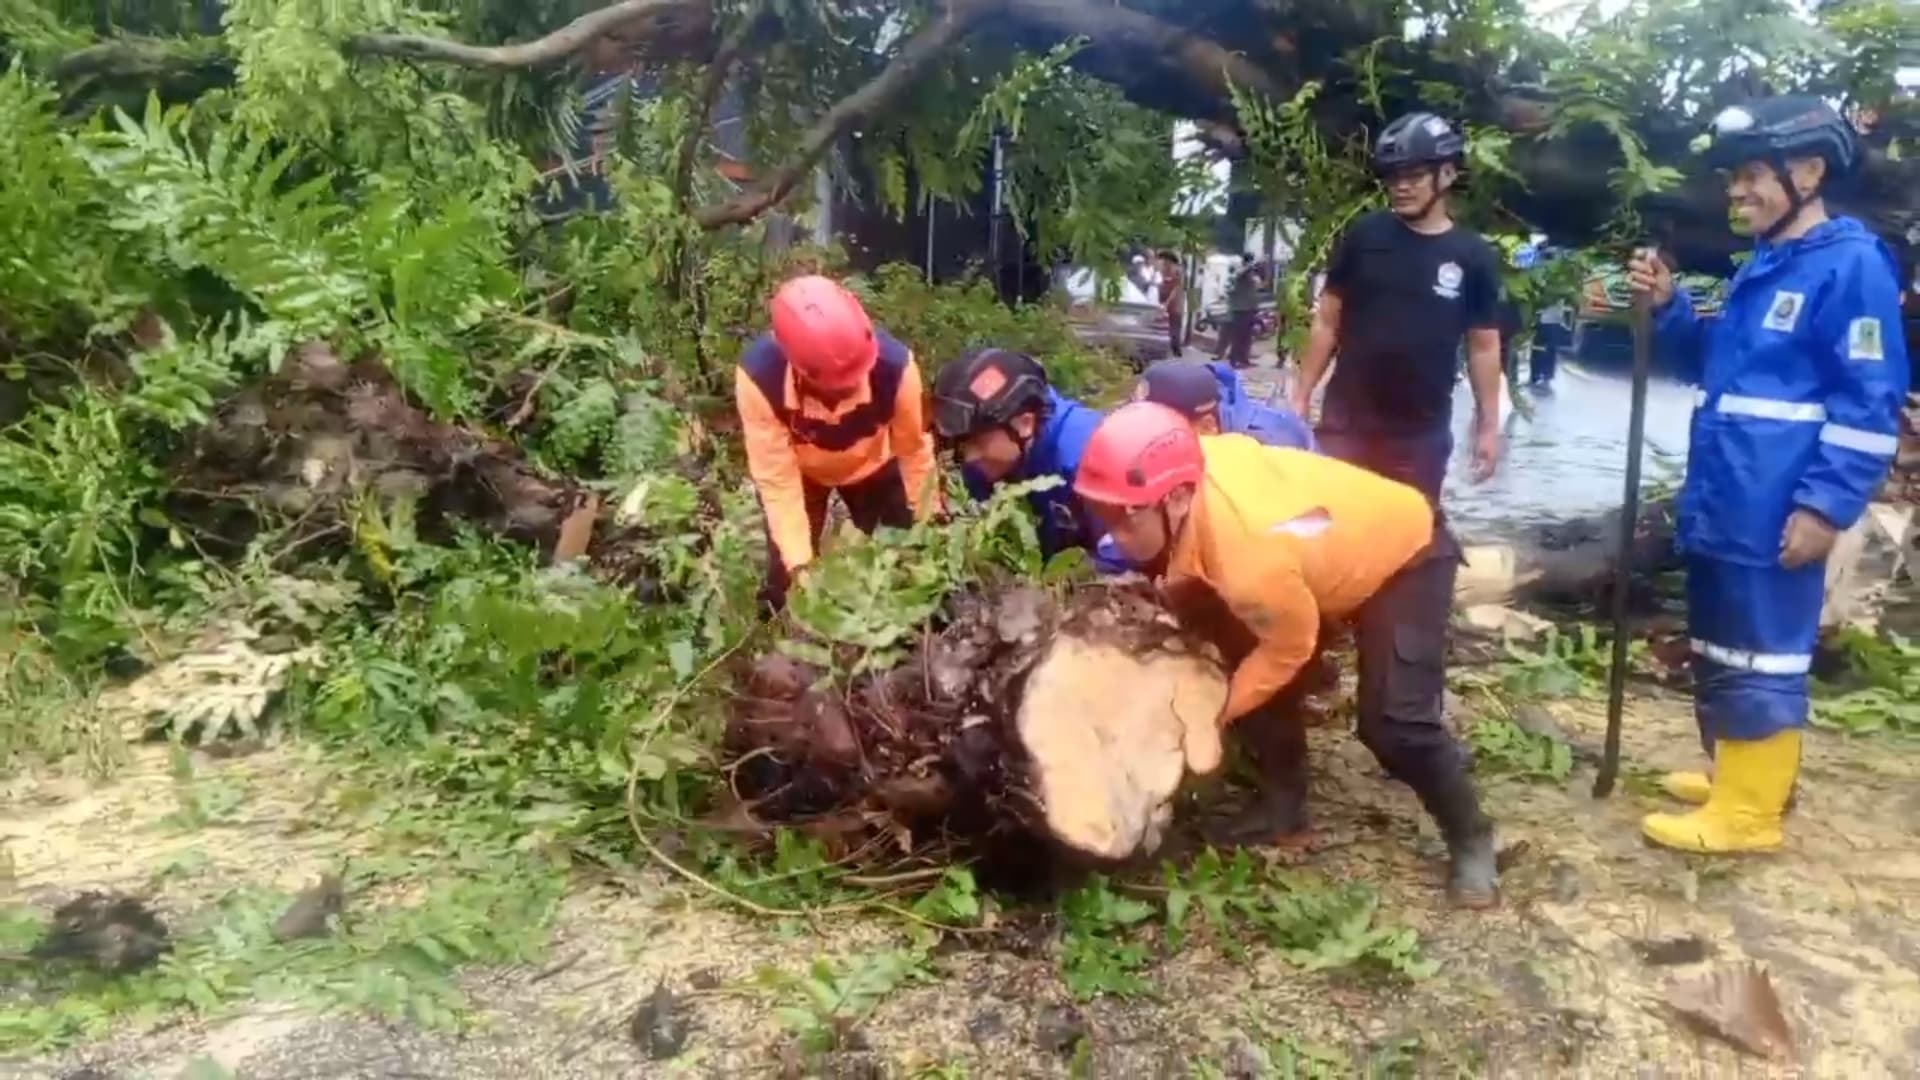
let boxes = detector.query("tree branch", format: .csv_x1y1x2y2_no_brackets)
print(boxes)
1001,0,1291,107
672,13,766,212
691,4,993,230
345,0,703,69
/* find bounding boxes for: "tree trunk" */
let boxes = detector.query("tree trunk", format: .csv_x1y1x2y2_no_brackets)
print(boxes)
726,581,1228,869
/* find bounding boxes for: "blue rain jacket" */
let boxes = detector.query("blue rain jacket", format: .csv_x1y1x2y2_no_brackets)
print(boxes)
1209,362,1318,451
963,388,1104,558
1655,217,1909,568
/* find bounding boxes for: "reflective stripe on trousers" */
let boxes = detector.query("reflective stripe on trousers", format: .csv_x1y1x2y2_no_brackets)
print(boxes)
1689,638,1812,675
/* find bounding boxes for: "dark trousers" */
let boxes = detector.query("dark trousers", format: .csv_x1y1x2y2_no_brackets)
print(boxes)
1315,425,1453,509
1529,344,1558,384
758,460,913,612
1167,311,1185,358
1220,310,1257,368
1234,544,1472,816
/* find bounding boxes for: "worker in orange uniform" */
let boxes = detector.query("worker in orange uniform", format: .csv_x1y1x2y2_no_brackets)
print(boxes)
1073,402,1499,908
736,276,940,610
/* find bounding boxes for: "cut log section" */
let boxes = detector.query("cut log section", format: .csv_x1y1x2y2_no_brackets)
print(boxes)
725,581,1228,866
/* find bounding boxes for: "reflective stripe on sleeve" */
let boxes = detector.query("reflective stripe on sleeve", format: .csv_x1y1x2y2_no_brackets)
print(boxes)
1818,423,1900,456
1690,638,1812,675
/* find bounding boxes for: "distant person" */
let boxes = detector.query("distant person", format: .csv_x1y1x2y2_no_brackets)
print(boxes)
1530,298,1573,387
1218,261,1268,370
1135,359,1315,451
930,348,1104,560
736,277,941,612
1628,96,1907,855
1156,250,1186,358
1289,112,1506,505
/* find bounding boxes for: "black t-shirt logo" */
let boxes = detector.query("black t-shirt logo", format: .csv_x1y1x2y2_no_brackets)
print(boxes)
1434,261,1464,300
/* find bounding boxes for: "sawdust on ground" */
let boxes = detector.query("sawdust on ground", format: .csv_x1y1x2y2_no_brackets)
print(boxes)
5,687,1920,1079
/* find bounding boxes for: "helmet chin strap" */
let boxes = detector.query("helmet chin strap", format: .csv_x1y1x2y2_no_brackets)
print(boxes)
1761,154,1808,243
1136,502,1183,579
1394,164,1447,222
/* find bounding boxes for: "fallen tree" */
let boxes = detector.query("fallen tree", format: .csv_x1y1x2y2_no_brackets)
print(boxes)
168,342,716,601
23,0,1918,273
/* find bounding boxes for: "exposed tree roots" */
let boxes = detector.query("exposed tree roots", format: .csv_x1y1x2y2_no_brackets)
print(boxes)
723,581,1228,878
169,343,710,599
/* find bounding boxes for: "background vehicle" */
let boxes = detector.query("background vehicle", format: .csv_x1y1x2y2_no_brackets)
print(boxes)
1570,267,1726,375
1064,300,1172,371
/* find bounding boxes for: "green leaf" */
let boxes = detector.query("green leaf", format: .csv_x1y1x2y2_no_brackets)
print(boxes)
667,638,695,680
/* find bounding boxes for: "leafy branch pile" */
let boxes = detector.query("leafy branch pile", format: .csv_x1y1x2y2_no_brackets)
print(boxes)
1058,849,1438,1002
1812,630,1920,738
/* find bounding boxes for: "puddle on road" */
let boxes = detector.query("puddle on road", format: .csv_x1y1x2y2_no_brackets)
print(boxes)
1232,357,1695,541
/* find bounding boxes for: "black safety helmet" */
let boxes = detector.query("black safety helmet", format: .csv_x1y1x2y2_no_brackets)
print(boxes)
931,348,1051,443
1701,96,1860,240
1371,112,1466,175
1702,96,1860,179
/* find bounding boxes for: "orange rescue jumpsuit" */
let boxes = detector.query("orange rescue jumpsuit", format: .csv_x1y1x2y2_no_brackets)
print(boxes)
1166,434,1433,723
734,328,940,602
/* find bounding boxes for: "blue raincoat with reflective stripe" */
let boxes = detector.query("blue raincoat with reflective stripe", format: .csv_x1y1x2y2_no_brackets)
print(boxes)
1656,216,1909,567
1654,216,1909,740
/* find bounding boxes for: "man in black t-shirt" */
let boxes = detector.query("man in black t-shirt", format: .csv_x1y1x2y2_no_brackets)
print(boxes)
1283,112,1504,908
1289,112,1506,503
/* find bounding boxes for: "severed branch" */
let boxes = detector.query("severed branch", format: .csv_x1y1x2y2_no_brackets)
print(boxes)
345,0,705,70
690,3,996,230
671,13,768,212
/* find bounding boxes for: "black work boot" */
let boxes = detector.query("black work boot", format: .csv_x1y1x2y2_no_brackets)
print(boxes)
1412,769,1499,909
1213,768,1311,848
1212,713,1312,848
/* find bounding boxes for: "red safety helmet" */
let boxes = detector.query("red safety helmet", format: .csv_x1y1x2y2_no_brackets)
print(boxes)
770,275,879,391
1074,402,1205,508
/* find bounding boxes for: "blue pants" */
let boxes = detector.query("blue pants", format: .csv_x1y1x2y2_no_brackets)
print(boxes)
1686,555,1825,745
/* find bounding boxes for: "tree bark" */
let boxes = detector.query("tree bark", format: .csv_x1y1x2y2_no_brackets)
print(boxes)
1000,0,1289,105
344,0,706,70
671,13,765,212
690,4,994,230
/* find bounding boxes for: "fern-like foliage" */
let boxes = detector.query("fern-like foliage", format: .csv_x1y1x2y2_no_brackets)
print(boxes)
0,63,143,335
535,375,620,473
81,97,368,334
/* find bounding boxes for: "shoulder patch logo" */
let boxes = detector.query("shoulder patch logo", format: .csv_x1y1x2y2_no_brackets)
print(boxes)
1270,508,1333,538
1847,317,1885,362
1761,290,1804,333
1434,261,1463,301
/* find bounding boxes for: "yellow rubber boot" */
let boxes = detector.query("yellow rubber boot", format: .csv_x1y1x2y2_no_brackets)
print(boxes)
1641,730,1800,854
1660,770,1713,805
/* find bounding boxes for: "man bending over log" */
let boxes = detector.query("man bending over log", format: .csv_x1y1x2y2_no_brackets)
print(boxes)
1073,402,1499,908
737,276,941,611
1094,359,1319,572
930,349,1106,562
